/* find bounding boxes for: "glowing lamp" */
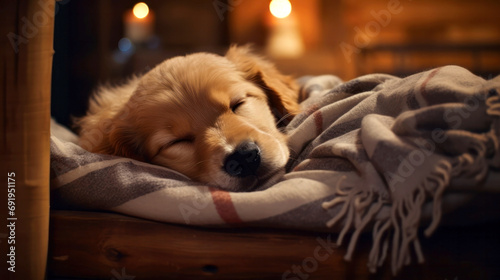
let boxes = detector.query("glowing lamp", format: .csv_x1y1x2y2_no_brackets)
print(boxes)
269,0,292,19
124,2,155,43
266,0,304,58
133,2,149,19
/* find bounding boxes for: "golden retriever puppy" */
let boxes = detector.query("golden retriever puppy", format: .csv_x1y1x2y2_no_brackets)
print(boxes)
76,46,300,191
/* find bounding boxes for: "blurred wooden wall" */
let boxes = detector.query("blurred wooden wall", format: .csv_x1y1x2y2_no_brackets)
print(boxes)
229,0,500,79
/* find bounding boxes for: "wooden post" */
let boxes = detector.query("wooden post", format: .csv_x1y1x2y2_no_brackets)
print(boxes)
0,0,55,279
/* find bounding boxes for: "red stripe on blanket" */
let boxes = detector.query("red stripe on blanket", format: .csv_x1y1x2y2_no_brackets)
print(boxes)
313,110,323,136
304,104,323,135
209,187,243,224
420,67,442,100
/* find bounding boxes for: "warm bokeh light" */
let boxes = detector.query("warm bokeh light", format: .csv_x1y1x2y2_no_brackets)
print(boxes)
269,0,292,19
133,2,149,19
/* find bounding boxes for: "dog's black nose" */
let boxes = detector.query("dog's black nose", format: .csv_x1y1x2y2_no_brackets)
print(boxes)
224,141,261,177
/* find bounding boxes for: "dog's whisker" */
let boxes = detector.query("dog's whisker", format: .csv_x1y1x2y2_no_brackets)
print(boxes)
276,113,293,127
287,146,298,157
193,160,210,167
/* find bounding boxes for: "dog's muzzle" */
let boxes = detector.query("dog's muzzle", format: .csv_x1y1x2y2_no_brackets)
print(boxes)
224,141,261,177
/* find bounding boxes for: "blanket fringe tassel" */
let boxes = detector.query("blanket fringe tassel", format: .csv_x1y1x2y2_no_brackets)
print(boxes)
322,119,497,275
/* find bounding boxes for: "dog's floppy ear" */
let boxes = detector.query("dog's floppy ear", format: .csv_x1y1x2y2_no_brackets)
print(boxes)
225,45,300,125
77,78,147,162
107,120,147,162
78,119,146,162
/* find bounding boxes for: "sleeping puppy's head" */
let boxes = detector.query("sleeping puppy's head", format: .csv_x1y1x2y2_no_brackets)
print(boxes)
78,46,299,191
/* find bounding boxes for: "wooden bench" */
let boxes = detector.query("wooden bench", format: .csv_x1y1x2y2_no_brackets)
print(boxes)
47,210,500,279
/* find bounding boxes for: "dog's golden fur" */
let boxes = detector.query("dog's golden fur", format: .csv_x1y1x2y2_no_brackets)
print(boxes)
76,46,300,191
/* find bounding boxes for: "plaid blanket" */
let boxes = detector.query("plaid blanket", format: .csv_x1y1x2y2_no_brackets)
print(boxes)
50,65,500,274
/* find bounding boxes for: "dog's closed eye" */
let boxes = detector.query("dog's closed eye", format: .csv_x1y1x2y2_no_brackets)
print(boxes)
230,99,245,113
169,137,194,146
157,136,195,155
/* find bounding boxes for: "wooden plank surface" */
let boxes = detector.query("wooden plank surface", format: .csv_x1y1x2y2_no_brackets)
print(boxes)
48,210,500,280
